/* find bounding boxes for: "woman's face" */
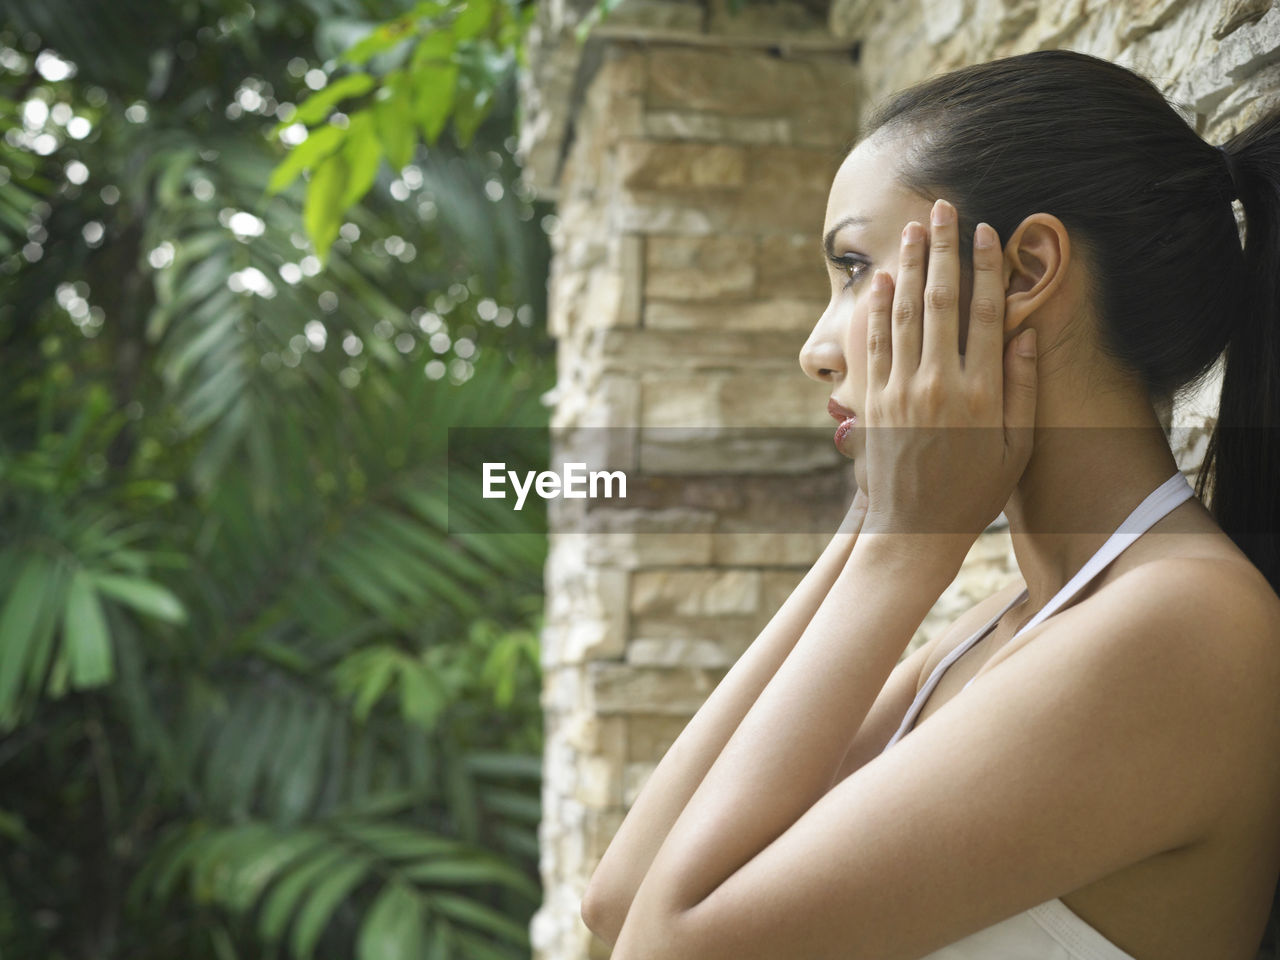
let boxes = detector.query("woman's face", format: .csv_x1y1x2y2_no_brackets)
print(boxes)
801,133,970,492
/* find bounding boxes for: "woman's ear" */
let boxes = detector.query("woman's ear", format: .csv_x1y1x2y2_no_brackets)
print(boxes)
1003,213,1070,329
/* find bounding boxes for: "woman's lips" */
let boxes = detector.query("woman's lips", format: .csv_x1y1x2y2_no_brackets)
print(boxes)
827,398,858,452
827,397,856,421
834,415,857,450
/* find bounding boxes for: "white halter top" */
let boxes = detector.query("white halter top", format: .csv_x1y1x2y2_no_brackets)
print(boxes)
882,469,1195,960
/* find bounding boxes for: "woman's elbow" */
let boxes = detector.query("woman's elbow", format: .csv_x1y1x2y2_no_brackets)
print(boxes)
581,884,623,949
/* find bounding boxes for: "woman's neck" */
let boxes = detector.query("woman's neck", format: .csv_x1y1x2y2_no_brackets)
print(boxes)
1000,369,1181,620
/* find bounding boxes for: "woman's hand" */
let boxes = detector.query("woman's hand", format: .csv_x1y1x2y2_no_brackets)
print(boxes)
858,198,1038,562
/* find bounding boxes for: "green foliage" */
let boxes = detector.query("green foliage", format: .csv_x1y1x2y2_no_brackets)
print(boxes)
268,0,532,261
0,0,555,957
267,0,635,260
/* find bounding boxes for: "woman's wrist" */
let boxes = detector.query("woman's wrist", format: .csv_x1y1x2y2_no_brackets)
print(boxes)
831,488,870,545
845,529,970,588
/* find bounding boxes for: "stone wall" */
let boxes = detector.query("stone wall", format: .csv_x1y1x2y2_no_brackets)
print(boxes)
519,1,1271,957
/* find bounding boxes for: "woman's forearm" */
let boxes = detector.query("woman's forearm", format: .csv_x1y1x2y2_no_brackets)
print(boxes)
611,534,963,953
580,503,866,945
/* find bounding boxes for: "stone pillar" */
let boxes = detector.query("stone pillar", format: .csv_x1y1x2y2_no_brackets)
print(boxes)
521,22,881,960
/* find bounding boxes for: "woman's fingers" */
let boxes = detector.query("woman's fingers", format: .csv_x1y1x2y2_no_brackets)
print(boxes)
964,221,1007,405
919,198,960,372
888,220,927,383
866,268,894,393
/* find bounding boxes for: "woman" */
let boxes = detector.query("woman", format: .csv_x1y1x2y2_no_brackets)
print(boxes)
580,49,1280,959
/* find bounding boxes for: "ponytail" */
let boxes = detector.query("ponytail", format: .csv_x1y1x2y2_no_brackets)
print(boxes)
1195,115,1280,599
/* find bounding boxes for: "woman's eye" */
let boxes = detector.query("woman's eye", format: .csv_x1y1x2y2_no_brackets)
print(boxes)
833,255,871,289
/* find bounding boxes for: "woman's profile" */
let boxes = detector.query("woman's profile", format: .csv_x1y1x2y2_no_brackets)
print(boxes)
580,49,1280,959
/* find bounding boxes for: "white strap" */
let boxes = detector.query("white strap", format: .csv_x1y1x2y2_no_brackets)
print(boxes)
884,470,1194,744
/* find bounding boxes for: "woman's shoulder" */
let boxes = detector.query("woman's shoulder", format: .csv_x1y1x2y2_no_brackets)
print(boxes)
989,550,1280,740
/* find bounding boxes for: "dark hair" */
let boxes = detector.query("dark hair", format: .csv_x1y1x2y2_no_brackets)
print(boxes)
861,48,1280,956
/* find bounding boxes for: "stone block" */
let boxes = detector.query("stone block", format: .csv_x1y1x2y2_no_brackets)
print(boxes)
600,328,815,374
600,0,706,33
582,507,717,567
625,632,746,667
922,0,969,45
791,106,860,149
1208,60,1280,140
746,144,844,197
585,807,626,862
618,140,748,191
563,711,626,756
644,234,756,300
762,568,808,611
581,264,628,331
645,110,793,145
617,181,832,236
647,47,856,118
540,664,586,713
618,233,644,328
705,0,830,36
626,713,691,762
1120,0,1195,43
639,373,835,429
1170,2,1280,115
541,550,629,664
1213,0,1272,39
575,753,623,806
589,660,725,715
636,429,843,475
756,233,832,299
623,761,658,805
1028,0,1089,49
980,0,1036,47
630,568,763,616
712,530,836,565
644,297,826,331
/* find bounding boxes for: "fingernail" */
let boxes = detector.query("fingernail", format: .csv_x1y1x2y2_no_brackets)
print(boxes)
904,221,924,243
1017,328,1037,357
872,269,890,291
932,198,954,225
975,222,996,249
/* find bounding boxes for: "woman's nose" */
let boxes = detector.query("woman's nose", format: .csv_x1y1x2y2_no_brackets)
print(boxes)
799,325,846,384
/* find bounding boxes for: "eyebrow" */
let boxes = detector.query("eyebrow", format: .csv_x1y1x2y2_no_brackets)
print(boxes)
823,215,873,261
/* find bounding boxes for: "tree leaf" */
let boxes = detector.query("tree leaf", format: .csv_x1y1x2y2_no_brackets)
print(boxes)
289,73,375,128
452,0,493,40
258,844,350,944
356,882,424,960
267,124,348,196
223,829,329,915
338,19,417,68
92,573,187,624
374,73,416,172
0,555,58,722
63,569,114,689
451,74,492,149
423,892,528,945
339,112,384,211
399,856,540,900
414,63,458,146
397,656,447,731
350,648,398,722
289,856,369,960
304,149,349,263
